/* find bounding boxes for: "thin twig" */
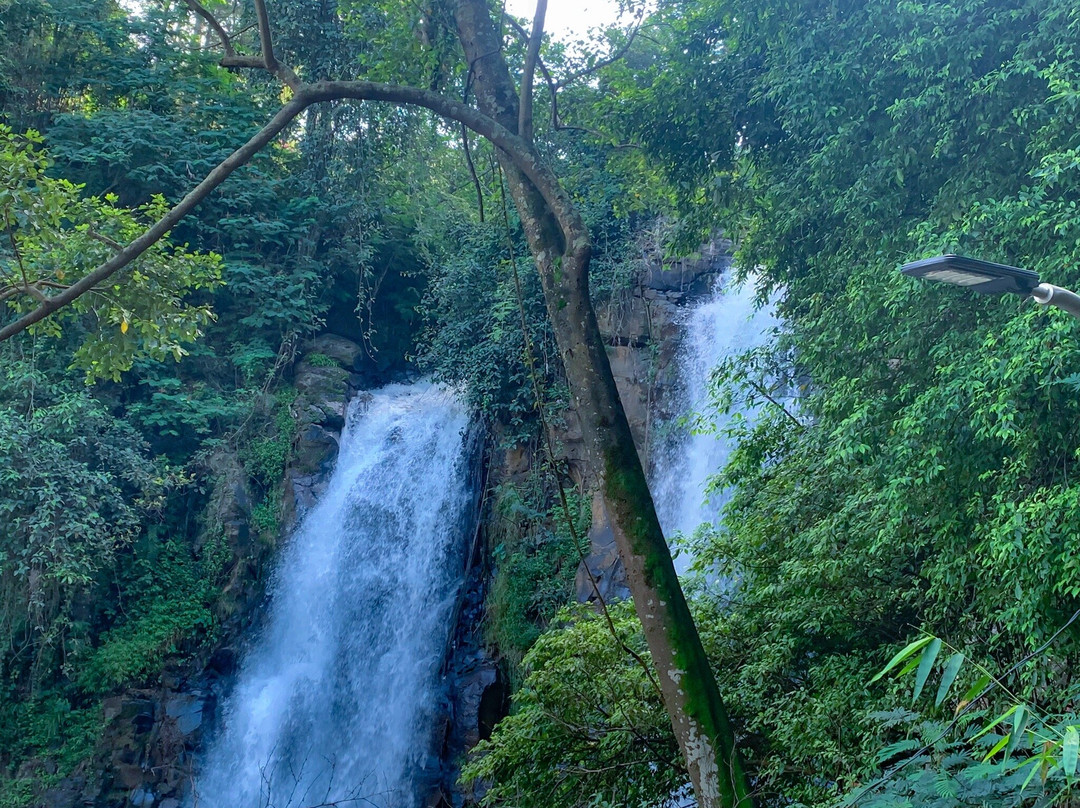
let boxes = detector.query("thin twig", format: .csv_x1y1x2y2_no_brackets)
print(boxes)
745,380,802,429
183,0,236,56
502,14,640,146
554,12,644,90
86,229,125,251
461,124,485,222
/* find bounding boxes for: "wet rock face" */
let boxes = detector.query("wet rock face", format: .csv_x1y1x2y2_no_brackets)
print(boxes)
306,333,366,370
83,688,213,808
428,555,505,808
201,449,252,558
284,338,369,525
566,240,733,602
595,240,733,452
574,493,633,604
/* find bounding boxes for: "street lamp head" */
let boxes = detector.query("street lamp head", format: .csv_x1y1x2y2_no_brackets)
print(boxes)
900,254,1041,296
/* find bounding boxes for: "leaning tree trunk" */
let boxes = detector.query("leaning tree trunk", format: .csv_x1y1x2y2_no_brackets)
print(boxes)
0,0,753,800
453,3,753,806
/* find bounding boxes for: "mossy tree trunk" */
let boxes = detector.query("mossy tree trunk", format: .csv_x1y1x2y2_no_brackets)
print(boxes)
453,2,753,805
0,0,754,802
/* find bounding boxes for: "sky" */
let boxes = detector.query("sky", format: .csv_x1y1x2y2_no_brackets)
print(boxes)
503,0,628,41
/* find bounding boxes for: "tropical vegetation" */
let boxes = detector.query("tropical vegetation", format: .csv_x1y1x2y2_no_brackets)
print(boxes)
1,0,1080,806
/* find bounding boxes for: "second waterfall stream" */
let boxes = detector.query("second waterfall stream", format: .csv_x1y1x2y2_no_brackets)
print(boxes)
194,383,476,808
651,271,778,573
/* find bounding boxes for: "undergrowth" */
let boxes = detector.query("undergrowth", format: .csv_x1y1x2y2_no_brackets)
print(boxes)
486,470,589,679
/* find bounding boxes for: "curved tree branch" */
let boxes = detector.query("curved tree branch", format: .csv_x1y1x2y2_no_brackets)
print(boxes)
183,0,236,56
0,73,598,345
503,13,639,147
0,99,309,343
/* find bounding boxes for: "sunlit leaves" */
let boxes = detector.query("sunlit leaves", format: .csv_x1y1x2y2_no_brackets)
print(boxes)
0,127,222,380
462,602,684,808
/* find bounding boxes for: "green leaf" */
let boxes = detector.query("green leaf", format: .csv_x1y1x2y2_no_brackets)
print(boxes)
961,675,992,703
983,733,1012,762
1017,755,1043,792
1006,705,1029,756
1063,727,1079,778
934,652,965,707
912,638,942,701
973,705,1019,741
871,635,934,683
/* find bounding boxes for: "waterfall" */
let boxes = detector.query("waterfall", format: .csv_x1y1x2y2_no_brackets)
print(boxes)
651,272,777,574
194,383,475,808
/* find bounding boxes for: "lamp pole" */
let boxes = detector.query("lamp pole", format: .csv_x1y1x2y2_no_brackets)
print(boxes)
900,255,1080,321
1031,283,1080,319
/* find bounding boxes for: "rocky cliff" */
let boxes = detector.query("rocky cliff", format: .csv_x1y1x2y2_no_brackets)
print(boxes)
72,240,731,808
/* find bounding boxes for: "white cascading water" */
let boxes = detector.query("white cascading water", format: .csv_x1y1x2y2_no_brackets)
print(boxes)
651,271,778,574
194,383,475,808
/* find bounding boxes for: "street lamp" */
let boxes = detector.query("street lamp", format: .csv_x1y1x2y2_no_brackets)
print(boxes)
900,254,1080,319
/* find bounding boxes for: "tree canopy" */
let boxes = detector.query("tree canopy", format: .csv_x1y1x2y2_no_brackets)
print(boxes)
2,0,1080,806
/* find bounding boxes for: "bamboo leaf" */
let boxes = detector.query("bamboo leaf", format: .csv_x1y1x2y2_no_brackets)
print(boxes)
898,655,923,677
912,638,942,701
935,652,965,707
1019,756,1043,792
973,704,1019,741
871,635,934,683
961,674,992,703
1064,727,1079,778
1006,705,1029,757
983,733,1012,762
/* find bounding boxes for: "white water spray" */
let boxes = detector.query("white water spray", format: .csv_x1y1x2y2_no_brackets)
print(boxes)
651,272,777,573
194,383,474,808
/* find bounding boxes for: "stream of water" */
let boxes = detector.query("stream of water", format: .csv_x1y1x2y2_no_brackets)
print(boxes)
194,383,475,808
651,271,778,574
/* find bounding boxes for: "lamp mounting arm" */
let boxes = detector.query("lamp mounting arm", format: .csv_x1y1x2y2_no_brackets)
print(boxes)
1031,283,1080,320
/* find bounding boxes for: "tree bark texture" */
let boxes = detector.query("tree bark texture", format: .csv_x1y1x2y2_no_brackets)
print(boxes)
452,3,753,806
0,2,755,804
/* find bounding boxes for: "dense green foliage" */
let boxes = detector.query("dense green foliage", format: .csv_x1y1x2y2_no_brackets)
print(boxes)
485,475,589,674
0,358,173,684
464,602,683,807
702,1,1080,803
469,1,1080,807
0,128,221,380
7,0,1080,807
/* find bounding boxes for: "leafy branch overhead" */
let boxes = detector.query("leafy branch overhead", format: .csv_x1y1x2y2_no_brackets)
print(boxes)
0,128,222,380
0,0,634,352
